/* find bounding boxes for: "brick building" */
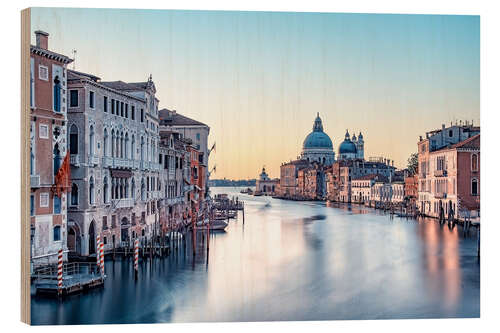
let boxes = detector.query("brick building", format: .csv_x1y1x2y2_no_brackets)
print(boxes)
30,31,73,265
417,123,480,218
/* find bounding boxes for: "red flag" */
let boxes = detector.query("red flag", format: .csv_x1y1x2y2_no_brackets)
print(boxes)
52,153,71,197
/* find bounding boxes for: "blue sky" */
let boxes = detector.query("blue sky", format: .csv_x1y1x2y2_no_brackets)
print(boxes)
31,8,480,179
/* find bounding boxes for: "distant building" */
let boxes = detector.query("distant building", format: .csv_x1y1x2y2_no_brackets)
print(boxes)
301,113,335,165
278,159,309,197
255,167,279,195
351,174,387,204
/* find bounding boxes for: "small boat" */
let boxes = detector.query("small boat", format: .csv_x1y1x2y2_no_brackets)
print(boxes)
197,220,228,231
253,191,263,196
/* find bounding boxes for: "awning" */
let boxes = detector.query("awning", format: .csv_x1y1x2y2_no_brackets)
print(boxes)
110,169,133,178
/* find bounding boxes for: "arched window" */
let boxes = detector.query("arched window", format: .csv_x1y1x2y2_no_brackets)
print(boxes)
140,137,144,161
53,225,61,241
71,183,78,206
69,124,78,154
141,179,145,201
125,179,129,198
471,178,478,196
111,129,115,157
131,135,135,160
471,154,478,172
53,143,61,174
125,132,129,159
89,125,95,156
131,178,136,200
103,177,108,203
89,176,95,205
53,76,61,112
103,128,108,157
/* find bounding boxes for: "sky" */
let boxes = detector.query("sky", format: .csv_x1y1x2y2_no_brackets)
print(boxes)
31,8,480,179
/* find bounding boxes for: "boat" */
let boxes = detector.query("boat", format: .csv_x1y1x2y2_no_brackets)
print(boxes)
197,220,228,231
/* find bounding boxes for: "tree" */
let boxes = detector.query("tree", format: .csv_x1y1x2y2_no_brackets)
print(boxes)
407,153,418,176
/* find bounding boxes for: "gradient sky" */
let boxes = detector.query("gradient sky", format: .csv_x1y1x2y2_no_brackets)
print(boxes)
31,8,480,179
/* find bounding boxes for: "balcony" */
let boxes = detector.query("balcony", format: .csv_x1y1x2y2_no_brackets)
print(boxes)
70,154,80,166
133,160,140,169
112,198,135,209
88,155,100,166
30,174,40,188
434,192,447,199
141,160,149,170
102,156,113,168
434,169,447,177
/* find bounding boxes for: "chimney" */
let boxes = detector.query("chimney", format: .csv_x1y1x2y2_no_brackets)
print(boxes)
35,30,49,49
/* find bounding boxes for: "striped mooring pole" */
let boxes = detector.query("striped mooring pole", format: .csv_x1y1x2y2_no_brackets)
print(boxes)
134,239,139,277
96,235,101,274
57,248,63,295
99,236,105,276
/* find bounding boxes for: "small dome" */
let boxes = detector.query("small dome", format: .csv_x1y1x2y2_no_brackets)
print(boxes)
339,130,357,154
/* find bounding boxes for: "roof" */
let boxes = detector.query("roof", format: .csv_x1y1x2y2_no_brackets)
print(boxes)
67,69,101,82
30,45,73,64
101,75,156,93
100,80,143,91
449,134,480,150
159,108,208,127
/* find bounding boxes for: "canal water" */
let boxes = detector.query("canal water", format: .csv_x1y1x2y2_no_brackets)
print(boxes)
31,186,480,325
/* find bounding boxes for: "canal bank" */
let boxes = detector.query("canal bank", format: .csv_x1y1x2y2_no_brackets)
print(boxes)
31,186,479,325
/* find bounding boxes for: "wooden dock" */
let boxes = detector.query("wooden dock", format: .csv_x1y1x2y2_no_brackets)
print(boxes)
32,262,104,296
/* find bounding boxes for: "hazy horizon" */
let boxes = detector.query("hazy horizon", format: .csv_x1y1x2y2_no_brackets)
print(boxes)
31,8,480,179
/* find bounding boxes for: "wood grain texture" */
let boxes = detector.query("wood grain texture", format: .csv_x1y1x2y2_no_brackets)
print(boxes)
20,7,31,325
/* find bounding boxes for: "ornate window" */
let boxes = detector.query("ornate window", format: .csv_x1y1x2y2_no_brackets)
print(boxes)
69,124,78,154
71,183,78,206
53,76,61,112
89,176,95,205
471,153,478,172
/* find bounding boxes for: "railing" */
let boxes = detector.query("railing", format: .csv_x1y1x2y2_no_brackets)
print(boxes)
435,192,447,199
33,262,101,280
112,198,135,208
88,155,100,166
70,154,79,166
434,169,447,177
30,174,40,187
133,160,140,169
102,156,113,168
141,160,149,170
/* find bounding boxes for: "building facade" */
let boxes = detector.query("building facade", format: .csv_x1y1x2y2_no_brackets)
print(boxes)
417,123,480,219
66,70,162,256
30,31,73,266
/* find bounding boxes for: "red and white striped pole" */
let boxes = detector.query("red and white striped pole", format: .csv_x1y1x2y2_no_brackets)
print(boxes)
99,236,105,276
134,239,139,277
57,248,63,295
96,235,101,274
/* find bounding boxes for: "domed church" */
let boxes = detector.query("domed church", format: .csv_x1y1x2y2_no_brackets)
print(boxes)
301,113,335,165
338,130,364,160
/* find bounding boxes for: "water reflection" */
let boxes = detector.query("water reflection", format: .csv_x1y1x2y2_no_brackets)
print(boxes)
31,187,479,325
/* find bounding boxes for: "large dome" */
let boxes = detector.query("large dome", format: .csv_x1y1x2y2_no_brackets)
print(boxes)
303,131,333,149
302,113,334,150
